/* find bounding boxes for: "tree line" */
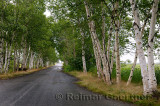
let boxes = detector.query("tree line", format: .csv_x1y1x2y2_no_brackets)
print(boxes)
49,0,160,96
0,0,57,73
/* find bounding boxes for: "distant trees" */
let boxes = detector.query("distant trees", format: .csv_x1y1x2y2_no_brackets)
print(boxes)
0,0,57,73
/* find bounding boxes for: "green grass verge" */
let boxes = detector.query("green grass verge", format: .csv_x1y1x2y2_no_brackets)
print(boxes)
67,71,160,106
0,67,51,80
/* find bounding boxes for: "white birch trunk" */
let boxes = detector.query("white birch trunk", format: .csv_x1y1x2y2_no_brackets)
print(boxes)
130,0,150,95
80,29,87,73
101,2,111,75
6,44,12,72
13,49,17,71
114,1,121,84
4,42,8,73
46,61,50,67
34,58,36,69
101,2,106,56
36,58,40,69
110,45,115,74
84,1,111,84
0,37,4,73
16,49,21,71
24,47,30,68
0,10,4,73
29,52,34,69
21,36,26,70
126,49,138,86
107,25,112,62
41,58,44,67
91,32,105,81
107,24,113,74
147,0,159,92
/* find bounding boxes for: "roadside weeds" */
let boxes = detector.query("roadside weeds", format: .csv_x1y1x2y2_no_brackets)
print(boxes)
0,66,53,80
67,71,160,106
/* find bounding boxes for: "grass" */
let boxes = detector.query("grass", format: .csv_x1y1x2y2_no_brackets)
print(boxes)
67,71,160,106
0,67,50,80
120,64,160,84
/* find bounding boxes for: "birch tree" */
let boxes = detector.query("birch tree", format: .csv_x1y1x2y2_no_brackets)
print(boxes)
130,0,150,95
84,1,111,85
126,49,138,86
80,29,87,73
147,0,159,92
114,1,121,84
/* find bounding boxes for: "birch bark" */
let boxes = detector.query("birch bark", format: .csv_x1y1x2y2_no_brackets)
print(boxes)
130,0,150,95
80,29,87,73
36,58,40,69
84,1,111,84
13,48,17,71
16,49,21,71
90,31,105,81
126,49,138,86
6,44,12,72
0,37,4,73
110,45,115,74
22,40,27,70
114,1,121,84
4,42,8,73
29,52,34,69
101,2,106,56
147,0,159,92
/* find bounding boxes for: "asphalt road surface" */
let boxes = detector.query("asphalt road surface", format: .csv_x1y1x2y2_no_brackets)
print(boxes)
0,64,133,106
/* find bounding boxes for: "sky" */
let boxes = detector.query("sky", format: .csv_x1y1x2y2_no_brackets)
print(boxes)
44,10,51,17
44,10,160,64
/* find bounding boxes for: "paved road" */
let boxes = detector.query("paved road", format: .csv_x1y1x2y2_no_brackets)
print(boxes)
0,64,133,106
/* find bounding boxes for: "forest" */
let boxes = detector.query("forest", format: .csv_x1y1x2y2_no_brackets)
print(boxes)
0,0,160,103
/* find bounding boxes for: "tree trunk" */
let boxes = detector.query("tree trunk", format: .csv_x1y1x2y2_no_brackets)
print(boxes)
130,0,150,95
84,1,111,85
80,29,87,73
22,40,27,70
4,42,8,73
147,0,159,92
34,59,36,69
126,49,138,86
13,48,17,72
101,2,111,76
6,44,12,72
24,47,30,68
107,24,113,73
46,61,50,67
110,45,115,74
36,58,40,69
91,31,105,81
107,25,112,61
29,52,34,69
0,37,4,73
114,1,121,84
101,2,106,56
40,58,44,67
16,49,21,71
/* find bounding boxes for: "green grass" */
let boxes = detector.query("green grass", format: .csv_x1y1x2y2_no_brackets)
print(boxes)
111,64,160,84
67,71,160,106
0,67,49,80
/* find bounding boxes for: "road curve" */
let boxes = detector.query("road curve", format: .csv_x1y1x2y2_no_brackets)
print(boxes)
0,64,133,106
